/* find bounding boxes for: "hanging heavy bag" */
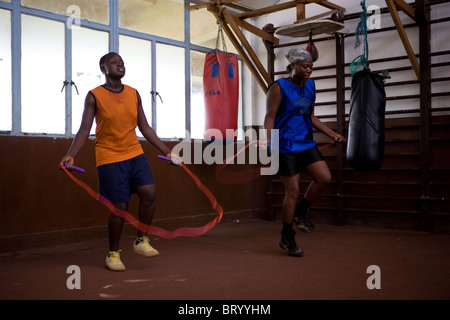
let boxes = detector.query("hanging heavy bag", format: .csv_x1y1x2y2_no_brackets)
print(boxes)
346,68,386,170
203,26,239,141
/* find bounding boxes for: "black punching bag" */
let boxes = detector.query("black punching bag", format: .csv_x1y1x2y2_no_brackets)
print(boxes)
346,68,386,170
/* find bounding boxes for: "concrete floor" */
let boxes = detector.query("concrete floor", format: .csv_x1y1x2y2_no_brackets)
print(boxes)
1,219,449,301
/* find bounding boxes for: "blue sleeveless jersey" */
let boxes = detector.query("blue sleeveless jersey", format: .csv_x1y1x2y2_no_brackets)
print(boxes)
272,78,317,154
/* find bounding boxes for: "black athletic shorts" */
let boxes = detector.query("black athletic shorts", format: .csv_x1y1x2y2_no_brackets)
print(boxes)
277,147,324,176
97,154,155,204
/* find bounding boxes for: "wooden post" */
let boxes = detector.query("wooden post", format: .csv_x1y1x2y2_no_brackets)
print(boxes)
262,24,276,82
416,0,432,231
335,32,345,226
296,3,305,22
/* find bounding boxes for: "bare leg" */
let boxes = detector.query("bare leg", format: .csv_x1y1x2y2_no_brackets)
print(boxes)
135,184,156,238
108,202,128,252
279,174,304,257
293,161,332,232
303,160,332,203
280,161,331,224
280,174,301,224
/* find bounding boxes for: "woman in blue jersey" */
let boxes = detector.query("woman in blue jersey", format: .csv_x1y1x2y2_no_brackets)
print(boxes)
264,48,345,257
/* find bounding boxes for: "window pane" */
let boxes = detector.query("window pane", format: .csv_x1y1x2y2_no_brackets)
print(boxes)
119,35,152,136
72,27,108,135
21,15,65,134
156,43,185,139
190,7,238,54
0,9,11,131
119,0,184,41
190,50,205,139
21,0,109,25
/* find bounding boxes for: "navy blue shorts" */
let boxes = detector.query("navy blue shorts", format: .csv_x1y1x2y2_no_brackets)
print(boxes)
277,147,324,176
97,154,155,204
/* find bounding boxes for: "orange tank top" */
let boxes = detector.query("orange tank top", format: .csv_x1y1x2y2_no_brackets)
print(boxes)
90,85,144,166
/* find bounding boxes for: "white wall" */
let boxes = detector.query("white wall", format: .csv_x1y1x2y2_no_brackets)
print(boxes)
241,0,449,126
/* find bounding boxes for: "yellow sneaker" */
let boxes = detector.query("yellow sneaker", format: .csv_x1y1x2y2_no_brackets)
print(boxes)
105,250,126,272
133,236,159,257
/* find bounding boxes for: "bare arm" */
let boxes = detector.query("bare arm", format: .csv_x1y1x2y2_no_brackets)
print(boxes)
263,82,282,147
311,113,346,143
59,92,96,168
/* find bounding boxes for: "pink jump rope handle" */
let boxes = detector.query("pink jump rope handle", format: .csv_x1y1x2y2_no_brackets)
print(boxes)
158,155,182,166
158,155,171,161
63,163,85,173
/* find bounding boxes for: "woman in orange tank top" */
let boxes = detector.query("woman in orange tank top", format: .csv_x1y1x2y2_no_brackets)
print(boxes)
60,52,180,271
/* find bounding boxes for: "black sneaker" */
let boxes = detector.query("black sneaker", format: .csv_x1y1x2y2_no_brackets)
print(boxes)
294,216,315,233
279,229,304,257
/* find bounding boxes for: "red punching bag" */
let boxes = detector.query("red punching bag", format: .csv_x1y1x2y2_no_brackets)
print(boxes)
306,32,319,62
203,27,239,141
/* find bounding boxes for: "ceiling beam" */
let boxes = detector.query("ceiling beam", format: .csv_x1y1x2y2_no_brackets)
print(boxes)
187,0,346,94
393,0,417,22
208,4,270,93
386,0,420,80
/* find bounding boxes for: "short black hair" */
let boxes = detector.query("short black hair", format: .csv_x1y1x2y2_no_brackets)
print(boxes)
99,52,119,69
